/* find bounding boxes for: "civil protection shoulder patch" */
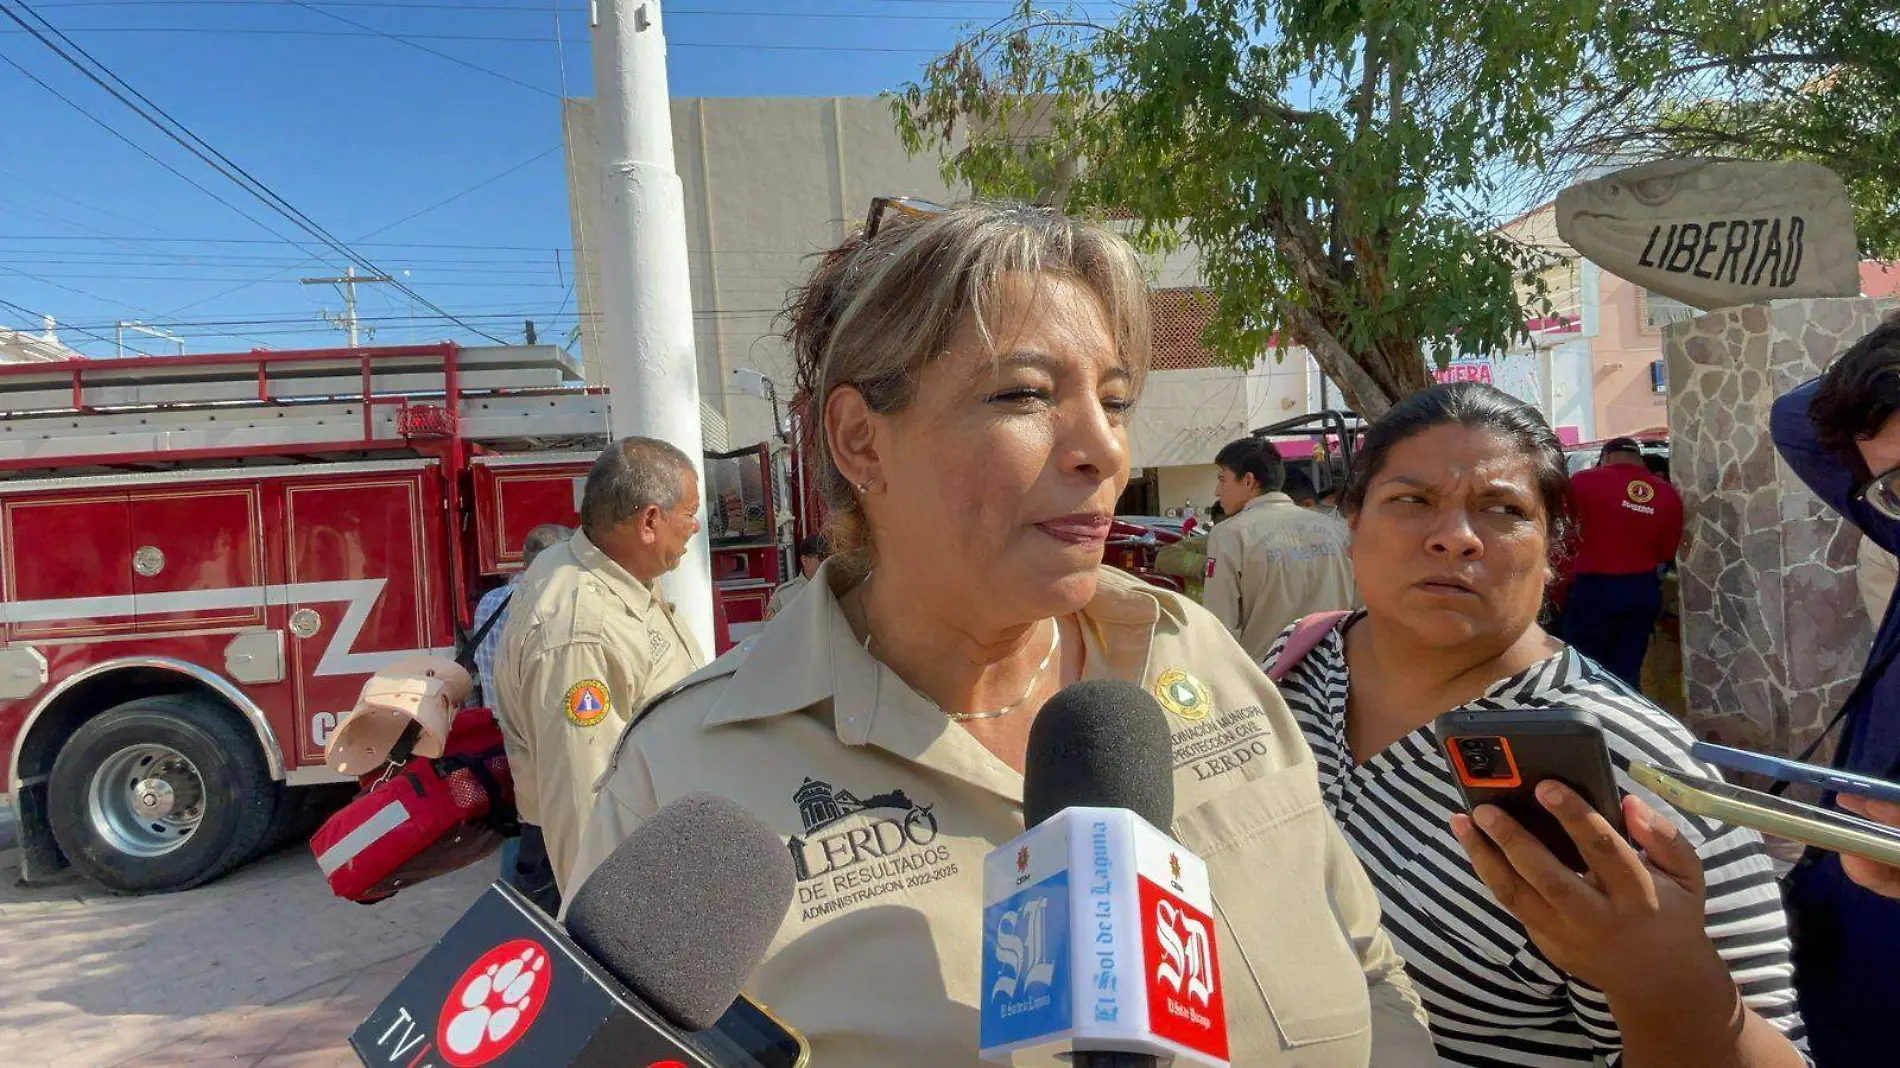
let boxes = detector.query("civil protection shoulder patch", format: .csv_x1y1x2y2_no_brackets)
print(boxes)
563,679,612,727
1154,667,1212,722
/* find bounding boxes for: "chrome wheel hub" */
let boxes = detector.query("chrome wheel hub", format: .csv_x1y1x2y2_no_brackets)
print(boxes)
88,744,206,858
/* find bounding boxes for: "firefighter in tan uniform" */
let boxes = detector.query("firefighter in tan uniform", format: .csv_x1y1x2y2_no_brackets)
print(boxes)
567,201,1433,1067
496,437,706,908
1205,437,1357,662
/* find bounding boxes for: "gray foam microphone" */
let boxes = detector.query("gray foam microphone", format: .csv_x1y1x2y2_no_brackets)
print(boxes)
564,792,795,1032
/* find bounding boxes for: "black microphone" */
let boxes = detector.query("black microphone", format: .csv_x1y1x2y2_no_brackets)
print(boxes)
350,793,801,1067
979,680,1231,1068
1023,678,1176,831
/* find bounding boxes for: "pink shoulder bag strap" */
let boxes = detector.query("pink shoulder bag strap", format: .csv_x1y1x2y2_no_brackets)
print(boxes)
1265,610,1353,681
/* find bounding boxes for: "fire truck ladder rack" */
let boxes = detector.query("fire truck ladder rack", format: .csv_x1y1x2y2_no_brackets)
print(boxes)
0,342,608,473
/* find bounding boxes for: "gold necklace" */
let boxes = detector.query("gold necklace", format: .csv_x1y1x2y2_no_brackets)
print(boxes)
861,617,1062,722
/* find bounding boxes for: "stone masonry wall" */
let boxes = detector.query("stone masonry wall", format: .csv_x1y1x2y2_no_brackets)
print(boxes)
1667,297,1884,755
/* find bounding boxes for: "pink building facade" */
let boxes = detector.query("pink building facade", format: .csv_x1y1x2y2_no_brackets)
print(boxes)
1502,202,1897,442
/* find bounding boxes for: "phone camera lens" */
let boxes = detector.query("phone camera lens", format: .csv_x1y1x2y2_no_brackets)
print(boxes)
1458,737,1502,777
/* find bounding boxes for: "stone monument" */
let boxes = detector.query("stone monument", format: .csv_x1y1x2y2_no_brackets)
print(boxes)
1556,159,1861,310
1666,298,1885,755
1557,158,1878,757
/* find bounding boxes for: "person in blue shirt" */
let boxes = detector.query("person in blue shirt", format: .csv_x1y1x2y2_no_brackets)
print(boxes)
1770,311,1900,1067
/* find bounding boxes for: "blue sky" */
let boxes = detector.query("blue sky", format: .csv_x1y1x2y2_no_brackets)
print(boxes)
0,0,1102,356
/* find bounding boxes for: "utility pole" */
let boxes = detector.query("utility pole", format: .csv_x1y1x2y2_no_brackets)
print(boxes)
114,320,186,357
299,265,393,347
591,0,713,652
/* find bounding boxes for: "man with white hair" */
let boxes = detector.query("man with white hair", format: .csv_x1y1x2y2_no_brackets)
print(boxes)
495,437,706,908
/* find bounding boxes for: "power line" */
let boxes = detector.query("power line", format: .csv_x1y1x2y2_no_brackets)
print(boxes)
0,0,511,342
283,0,560,97
0,161,186,238
362,146,561,239
160,143,563,314
0,293,119,347
0,234,812,255
9,272,578,285
47,307,777,330
29,0,1033,18
0,234,583,250
0,26,945,51
0,49,335,260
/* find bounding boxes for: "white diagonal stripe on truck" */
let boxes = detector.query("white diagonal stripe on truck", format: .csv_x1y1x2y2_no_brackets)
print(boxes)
2,580,452,677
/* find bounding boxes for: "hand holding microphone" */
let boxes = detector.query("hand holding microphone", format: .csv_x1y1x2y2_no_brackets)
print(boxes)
351,792,803,1067
979,679,1230,1068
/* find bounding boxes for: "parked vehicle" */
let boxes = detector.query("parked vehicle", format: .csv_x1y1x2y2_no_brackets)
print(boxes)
1106,517,1185,593
0,343,790,894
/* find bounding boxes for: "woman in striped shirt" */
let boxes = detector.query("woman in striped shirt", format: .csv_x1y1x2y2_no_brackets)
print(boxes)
1267,382,1806,1067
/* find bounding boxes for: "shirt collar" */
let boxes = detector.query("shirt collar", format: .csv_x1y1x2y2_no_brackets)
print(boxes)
569,529,657,615
702,560,1167,734
1243,492,1291,513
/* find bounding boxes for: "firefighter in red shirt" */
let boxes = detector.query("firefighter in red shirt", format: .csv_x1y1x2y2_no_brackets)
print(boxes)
1561,437,1684,687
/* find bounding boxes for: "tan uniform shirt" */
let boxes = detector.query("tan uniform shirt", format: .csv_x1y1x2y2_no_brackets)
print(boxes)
570,563,1434,1068
764,573,809,621
494,530,706,890
1205,492,1357,662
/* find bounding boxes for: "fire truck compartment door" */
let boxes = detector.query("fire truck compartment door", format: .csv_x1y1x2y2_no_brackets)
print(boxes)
2,493,132,641
128,489,265,629
224,631,285,685
0,646,48,700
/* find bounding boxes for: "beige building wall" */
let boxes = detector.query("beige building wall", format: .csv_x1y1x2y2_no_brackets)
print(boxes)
1157,464,1218,515
563,95,1308,467
564,96,958,449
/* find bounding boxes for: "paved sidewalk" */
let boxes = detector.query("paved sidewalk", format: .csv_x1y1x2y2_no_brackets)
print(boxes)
0,813,489,1067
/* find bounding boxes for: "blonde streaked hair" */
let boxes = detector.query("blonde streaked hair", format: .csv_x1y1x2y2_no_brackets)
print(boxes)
781,200,1151,555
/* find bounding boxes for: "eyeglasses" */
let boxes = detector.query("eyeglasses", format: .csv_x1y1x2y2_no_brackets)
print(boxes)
864,195,948,241
1858,464,1900,521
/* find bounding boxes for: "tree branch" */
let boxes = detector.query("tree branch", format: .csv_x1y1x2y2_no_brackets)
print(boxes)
1280,300,1395,418
1665,53,1844,78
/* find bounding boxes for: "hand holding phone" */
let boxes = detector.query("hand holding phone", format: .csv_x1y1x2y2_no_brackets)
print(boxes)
1838,796,1900,899
1435,707,1624,870
1450,782,1731,1008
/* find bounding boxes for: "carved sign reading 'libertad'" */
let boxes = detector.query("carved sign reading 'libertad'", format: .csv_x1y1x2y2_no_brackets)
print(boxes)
1555,159,1860,311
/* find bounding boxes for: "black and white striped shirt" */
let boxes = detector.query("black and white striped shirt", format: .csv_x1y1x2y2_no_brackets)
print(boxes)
1266,615,1806,1066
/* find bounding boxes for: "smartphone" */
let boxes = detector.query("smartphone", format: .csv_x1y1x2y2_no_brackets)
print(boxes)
1688,741,1900,805
1630,761,1900,868
1434,707,1625,871
688,993,811,1068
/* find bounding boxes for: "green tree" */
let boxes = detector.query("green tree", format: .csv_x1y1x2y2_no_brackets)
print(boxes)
894,0,1636,417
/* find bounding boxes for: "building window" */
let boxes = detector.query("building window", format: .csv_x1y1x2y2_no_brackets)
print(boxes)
1639,288,1697,335
1650,359,1668,393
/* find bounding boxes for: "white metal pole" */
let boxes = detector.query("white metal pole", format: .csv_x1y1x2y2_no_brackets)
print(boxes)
344,265,360,347
591,0,713,652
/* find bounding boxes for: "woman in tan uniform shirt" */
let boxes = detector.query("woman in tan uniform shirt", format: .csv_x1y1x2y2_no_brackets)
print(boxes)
569,201,1436,1066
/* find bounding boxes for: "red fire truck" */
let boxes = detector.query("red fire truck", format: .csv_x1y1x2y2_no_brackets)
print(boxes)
0,342,797,894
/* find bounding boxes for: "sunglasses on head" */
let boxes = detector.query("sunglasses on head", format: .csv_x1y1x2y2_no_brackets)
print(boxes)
863,195,948,241
1858,464,1900,521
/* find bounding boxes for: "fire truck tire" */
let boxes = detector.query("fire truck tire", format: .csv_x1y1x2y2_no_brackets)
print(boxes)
46,695,278,894
255,783,298,856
